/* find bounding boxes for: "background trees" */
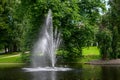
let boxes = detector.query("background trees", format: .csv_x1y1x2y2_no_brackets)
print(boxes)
2,0,120,60
108,0,120,59
16,0,105,60
0,0,22,53
97,0,120,59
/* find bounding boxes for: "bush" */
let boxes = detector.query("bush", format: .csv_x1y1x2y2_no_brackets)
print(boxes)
21,52,31,63
96,28,112,59
56,50,69,63
56,48,82,62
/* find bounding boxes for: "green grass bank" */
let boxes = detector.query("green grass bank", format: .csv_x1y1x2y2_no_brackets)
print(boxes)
0,46,100,67
75,46,100,63
0,52,24,68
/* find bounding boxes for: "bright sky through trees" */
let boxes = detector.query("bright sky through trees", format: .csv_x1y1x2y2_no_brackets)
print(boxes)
105,0,110,10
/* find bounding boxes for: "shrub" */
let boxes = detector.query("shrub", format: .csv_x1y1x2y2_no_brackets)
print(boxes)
21,52,31,63
96,28,112,59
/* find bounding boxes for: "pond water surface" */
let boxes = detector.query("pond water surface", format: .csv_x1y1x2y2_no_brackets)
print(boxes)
0,64,120,80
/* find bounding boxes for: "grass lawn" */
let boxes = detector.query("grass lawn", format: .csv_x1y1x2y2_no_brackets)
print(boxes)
82,46,100,56
0,52,24,68
0,63,25,68
0,52,19,58
76,46,100,63
0,46,100,65
0,55,22,63
0,52,22,63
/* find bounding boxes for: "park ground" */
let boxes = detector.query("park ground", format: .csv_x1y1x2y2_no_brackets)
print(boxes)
0,46,120,68
0,52,24,68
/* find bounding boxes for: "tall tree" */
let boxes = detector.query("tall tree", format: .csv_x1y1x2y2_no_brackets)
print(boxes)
108,0,120,59
0,0,10,53
97,0,120,59
0,0,21,53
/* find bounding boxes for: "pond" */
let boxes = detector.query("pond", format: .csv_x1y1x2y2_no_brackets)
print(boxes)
0,64,120,80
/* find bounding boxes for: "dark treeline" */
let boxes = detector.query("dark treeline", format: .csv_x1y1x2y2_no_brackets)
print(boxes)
97,0,120,59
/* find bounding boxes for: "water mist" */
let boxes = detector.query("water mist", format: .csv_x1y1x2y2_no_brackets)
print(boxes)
31,10,61,68
23,10,72,72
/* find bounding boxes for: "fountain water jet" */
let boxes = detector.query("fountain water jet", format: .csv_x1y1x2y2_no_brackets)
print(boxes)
23,9,72,72
31,9,61,68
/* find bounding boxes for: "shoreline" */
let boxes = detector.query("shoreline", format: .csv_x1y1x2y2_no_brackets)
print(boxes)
85,59,120,65
0,63,25,68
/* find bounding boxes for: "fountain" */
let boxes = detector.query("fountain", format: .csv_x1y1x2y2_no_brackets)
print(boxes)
31,9,60,68
23,10,72,72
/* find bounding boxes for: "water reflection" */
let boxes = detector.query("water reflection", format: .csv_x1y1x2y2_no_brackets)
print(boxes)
101,65,120,80
1,64,120,80
32,71,56,80
0,68,30,80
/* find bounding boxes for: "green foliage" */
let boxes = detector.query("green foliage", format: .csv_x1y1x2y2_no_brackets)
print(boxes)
96,28,112,59
110,26,120,58
57,46,100,63
57,50,69,62
0,0,22,53
78,0,106,25
0,0,106,61
62,25,95,60
109,0,120,58
14,0,105,60
97,0,120,59
21,53,30,63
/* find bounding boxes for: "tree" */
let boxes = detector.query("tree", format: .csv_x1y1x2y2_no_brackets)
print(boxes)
0,0,21,53
108,0,120,59
12,0,105,60
0,0,10,53
96,28,112,59
97,0,120,59
0,0,106,61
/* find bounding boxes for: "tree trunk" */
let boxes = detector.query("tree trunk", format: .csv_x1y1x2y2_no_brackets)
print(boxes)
4,45,8,53
13,44,17,52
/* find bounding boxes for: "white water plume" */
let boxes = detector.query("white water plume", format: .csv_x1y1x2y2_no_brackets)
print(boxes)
31,9,61,68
